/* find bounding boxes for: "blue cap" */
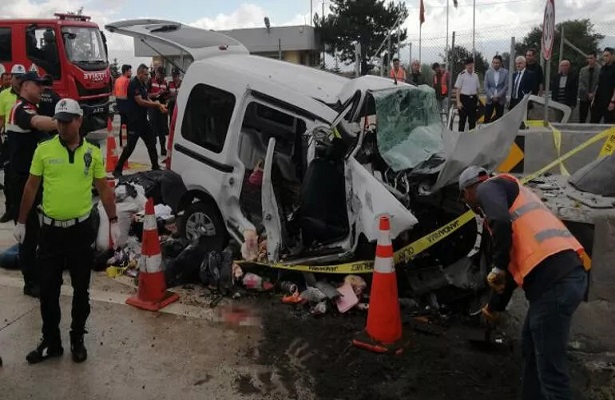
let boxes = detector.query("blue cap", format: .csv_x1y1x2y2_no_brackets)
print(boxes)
20,72,47,84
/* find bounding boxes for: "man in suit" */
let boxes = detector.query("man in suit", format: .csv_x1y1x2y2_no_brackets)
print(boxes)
578,52,601,123
484,55,509,123
551,59,578,109
509,56,535,110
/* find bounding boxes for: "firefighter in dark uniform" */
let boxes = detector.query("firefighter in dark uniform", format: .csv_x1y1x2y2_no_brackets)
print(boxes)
15,98,119,364
6,72,57,297
455,58,481,131
113,64,166,177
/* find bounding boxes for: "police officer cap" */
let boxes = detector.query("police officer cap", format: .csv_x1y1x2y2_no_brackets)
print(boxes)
10,64,26,76
53,98,83,122
459,165,488,191
464,57,475,65
20,72,47,84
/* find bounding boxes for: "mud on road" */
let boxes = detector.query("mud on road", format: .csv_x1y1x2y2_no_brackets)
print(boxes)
235,296,521,400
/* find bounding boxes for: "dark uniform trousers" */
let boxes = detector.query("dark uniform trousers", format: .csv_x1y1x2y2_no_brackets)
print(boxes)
115,119,160,173
590,100,615,124
12,172,41,288
38,218,95,342
148,108,169,154
459,94,478,131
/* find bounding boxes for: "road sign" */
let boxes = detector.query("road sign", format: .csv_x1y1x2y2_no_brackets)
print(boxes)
542,0,555,60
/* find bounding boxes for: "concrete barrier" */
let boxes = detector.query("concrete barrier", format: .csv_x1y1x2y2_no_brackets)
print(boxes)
499,123,615,175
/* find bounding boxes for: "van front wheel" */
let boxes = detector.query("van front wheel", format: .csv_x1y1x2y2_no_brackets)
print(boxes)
179,201,227,251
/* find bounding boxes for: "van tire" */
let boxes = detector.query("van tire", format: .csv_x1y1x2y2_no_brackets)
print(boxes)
178,200,227,251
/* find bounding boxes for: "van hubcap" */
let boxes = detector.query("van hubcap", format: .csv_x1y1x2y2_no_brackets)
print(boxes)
185,212,216,241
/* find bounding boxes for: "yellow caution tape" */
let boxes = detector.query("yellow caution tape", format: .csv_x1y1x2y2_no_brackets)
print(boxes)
598,127,615,158
241,125,614,274
526,120,569,175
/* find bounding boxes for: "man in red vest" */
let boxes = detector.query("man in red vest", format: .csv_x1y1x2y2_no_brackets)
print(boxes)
147,66,169,156
459,165,589,400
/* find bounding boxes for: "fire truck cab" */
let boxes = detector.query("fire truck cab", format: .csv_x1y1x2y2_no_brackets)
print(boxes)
0,13,111,133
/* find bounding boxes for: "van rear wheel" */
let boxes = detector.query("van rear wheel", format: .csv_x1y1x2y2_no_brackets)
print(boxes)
179,201,227,251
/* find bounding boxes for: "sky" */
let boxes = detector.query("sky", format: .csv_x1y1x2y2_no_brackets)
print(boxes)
2,0,614,68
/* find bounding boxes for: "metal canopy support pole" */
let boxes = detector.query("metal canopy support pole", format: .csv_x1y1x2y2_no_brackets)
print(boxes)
544,59,551,124
558,25,565,65
509,37,515,98
472,0,476,60
448,32,456,111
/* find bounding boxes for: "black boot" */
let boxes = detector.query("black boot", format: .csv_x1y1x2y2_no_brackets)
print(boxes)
23,284,40,298
26,339,63,364
70,332,87,363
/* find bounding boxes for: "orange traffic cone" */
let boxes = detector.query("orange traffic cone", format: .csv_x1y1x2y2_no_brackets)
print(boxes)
352,215,408,355
105,132,119,173
106,116,113,133
126,198,179,311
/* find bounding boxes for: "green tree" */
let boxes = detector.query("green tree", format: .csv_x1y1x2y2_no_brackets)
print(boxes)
109,58,120,79
515,19,604,75
315,0,408,75
446,46,489,79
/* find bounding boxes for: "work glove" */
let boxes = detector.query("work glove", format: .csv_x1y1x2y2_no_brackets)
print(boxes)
481,304,500,325
487,267,506,294
110,221,121,249
13,223,26,244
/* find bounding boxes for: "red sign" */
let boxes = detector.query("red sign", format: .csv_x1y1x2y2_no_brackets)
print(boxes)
541,0,555,60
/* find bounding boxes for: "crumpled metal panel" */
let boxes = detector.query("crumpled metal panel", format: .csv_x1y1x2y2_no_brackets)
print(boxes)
432,96,529,192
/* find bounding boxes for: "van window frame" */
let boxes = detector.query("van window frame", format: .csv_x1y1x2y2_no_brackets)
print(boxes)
180,83,236,154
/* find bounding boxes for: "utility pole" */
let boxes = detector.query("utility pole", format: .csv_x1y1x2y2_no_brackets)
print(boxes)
472,0,476,60
321,0,325,68
310,0,313,26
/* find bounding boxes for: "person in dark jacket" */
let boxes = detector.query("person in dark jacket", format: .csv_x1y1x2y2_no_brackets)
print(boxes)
551,60,578,109
38,75,61,119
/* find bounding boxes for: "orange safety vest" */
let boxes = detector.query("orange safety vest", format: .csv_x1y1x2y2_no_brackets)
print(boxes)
490,174,590,287
389,68,406,82
114,76,129,99
433,72,448,95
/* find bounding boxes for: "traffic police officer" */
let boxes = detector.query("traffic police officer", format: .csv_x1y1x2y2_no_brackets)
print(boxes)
459,166,589,400
455,58,481,132
14,99,119,364
7,71,57,297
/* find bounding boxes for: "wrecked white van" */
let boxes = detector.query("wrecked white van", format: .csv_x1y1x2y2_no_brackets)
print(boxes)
106,20,526,283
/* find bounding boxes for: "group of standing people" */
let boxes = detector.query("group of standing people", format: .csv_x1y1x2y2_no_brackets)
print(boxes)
112,64,182,178
394,47,615,132
389,58,450,116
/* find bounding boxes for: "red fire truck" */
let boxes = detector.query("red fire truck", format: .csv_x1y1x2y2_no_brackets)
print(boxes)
0,13,111,132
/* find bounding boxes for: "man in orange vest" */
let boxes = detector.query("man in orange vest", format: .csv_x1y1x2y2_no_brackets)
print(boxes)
459,165,589,400
431,62,449,117
114,64,131,147
389,58,406,84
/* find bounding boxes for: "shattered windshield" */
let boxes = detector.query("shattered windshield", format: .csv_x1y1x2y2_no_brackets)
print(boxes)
62,26,106,64
372,86,443,171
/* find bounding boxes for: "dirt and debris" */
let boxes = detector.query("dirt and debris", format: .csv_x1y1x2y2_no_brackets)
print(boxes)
225,294,593,400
